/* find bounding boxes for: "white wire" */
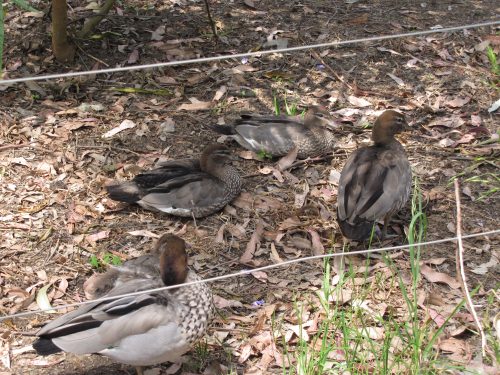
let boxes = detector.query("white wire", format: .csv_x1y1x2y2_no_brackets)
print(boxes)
0,20,499,85
1,229,498,322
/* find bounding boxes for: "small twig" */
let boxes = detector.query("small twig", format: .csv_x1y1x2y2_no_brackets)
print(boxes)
453,179,486,358
75,144,142,157
0,142,39,152
77,0,116,38
203,0,218,40
310,50,353,91
75,43,110,67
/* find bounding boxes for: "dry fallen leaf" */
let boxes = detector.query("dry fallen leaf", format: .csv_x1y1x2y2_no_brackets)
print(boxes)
276,146,298,171
308,229,324,256
177,98,212,111
347,95,372,107
420,264,461,289
102,119,136,138
213,295,244,308
240,220,264,263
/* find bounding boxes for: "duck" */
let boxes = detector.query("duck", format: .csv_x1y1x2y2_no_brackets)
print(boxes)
211,106,338,158
33,234,214,375
336,110,411,241
106,144,242,218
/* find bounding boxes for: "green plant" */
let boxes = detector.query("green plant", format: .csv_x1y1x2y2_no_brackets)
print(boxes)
273,95,300,116
256,149,273,160
486,46,499,76
89,252,122,269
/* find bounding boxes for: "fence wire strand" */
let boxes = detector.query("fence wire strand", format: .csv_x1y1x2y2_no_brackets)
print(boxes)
0,20,499,85
1,229,499,322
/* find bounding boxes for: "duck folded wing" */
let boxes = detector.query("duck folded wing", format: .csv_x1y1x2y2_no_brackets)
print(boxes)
339,148,410,222
107,172,207,204
134,159,201,188
232,123,304,155
35,288,168,355
237,114,301,125
140,177,226,211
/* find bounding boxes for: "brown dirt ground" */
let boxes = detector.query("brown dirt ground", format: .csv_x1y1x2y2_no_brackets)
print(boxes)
1,0,499,374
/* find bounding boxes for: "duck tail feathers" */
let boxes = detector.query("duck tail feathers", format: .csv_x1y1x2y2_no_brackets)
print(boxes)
106,181,142,203
338,219,374,242
33,338,62,356
209,124,237,135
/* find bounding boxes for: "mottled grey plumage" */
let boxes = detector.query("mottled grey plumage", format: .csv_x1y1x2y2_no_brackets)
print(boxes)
212,106,338,158
33,235,214,373
106,144,242,218
337,110,411,241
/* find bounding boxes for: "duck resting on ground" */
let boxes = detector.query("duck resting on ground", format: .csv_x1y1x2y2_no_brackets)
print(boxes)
336,110,411,241
33,234,214,375
106,144,242,218
211,106,338,158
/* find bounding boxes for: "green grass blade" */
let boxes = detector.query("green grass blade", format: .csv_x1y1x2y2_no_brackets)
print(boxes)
11,0,39,12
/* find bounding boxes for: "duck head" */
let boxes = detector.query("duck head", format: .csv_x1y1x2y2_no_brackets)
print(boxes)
199,144,233,173
157,234,189,286
304,106,338,129
372,110,408,146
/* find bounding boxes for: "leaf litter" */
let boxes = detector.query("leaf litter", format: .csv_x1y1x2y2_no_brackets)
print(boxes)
0,0,499,374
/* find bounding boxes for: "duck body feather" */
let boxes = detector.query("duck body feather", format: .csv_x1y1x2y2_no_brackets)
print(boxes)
337,140,411,241
34,271,213,366
213,108,337,158
106,146,242,218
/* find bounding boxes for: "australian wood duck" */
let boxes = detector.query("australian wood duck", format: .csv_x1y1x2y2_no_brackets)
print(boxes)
33,234,214,375
337,110,411,241
106,144,242,218
212,106,337,158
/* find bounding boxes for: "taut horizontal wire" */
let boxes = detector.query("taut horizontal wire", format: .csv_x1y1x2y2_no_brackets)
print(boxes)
1,228,499,322
1,20,499,85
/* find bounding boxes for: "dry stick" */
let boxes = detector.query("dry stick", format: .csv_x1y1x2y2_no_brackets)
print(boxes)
310,50,353,91
0,142,38,152
453,179,486,357
203,0,218,40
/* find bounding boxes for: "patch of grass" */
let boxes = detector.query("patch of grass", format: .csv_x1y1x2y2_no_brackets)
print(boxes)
486,46,499,76
89,252,122,269
449,157,500,201
256,149,273,160
189,340,211,372
273,95,300,116
275,179,477,373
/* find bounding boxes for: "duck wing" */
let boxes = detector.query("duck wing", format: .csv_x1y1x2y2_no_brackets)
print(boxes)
338,145,411,224
106,160,202,203
138,176,227,216
237,113,300,124
134,159,200,189
232,122,308,156
34,279,167,355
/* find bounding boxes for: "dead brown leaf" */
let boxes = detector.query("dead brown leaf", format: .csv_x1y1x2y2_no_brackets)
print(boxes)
240,220,264,263
420,264,461,289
